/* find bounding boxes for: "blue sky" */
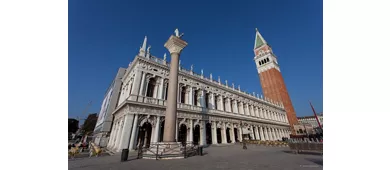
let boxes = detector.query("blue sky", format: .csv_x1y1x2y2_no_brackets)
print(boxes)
69,0,323,120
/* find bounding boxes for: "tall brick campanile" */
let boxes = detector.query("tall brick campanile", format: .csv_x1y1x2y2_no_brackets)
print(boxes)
253,28,298,132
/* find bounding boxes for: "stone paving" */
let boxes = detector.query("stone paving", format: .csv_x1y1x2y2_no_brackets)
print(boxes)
68,144,323,170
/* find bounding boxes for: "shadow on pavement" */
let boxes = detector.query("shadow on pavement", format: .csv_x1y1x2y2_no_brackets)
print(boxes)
282,150,323,156
305,158,323,166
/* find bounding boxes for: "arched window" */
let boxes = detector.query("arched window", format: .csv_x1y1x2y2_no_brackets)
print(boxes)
266,58,270,62
258,61,262,66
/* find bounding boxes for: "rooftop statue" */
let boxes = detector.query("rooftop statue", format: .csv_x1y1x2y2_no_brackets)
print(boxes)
174,28,184,38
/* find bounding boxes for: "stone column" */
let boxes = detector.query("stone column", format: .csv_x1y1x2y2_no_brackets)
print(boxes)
127,71,142,101
188,87,193,105
274,112,277,121
226,98,232,112
244,104,249,116
210,93,215,109
230,127,235,143
233,100,238,113
268,128,275,141
255,107,259,117
144,78,150,97
250,105,255,117
271,128,276,141
118,114,135,150
260,108,264,118
108,122,117,148
200,121,206,146
162,35,188,142
184,87,189,104
200,90,206,108
268,128,273,141
153,79,160,98
218,96,223,111
188,119,193,142
138,72,146,96
175,120,178,141
264,127,269,140
275,128,280,140
212,121,217,144
158,79,165,99
153,116,161,143
194,90,200,107
239,102,244,115
268,128,274,141
207,92,212,109
249,126,255,140
259,126,265,141
221,122,227,144
278,129,282,140
129,114,139,150
114,119,124,151
254,126,260,140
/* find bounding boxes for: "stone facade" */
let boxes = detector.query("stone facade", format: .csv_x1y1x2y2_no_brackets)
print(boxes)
93,68,126,147
105,36,291,152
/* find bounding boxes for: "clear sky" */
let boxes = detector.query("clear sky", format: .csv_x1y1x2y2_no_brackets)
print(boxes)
69,0,323,120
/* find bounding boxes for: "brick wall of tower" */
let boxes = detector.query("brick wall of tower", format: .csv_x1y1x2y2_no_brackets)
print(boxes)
259,68,298,131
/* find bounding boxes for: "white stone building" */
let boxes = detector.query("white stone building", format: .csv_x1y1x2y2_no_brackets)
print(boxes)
298,113,323,134
93,68,126,147
298,114,323,128
106,37,291,152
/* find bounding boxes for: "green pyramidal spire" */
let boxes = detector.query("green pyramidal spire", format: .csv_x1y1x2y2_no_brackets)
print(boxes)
254,28,266,49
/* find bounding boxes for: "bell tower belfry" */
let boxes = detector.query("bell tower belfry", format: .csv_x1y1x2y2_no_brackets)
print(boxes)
253,28,298,132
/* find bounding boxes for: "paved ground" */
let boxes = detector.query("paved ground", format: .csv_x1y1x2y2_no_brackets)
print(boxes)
68,144,323,170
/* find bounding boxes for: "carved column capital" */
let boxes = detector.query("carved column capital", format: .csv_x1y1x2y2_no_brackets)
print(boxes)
164,35,188,54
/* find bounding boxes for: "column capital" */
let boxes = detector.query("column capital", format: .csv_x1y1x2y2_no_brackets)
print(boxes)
164,35,188,54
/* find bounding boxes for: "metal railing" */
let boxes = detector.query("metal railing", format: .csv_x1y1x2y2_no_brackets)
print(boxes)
137,142,201,160
288,141,323,154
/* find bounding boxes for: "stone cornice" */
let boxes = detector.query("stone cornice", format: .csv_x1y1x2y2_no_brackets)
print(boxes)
112,100,289,128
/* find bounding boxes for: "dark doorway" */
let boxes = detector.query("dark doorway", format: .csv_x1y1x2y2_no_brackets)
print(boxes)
193,125,200,145
137,122,152,148
159,120,165,142
206,123,212,144
226,128,231,143
178,124,187,145
217,128,222,144
234,128,238,142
